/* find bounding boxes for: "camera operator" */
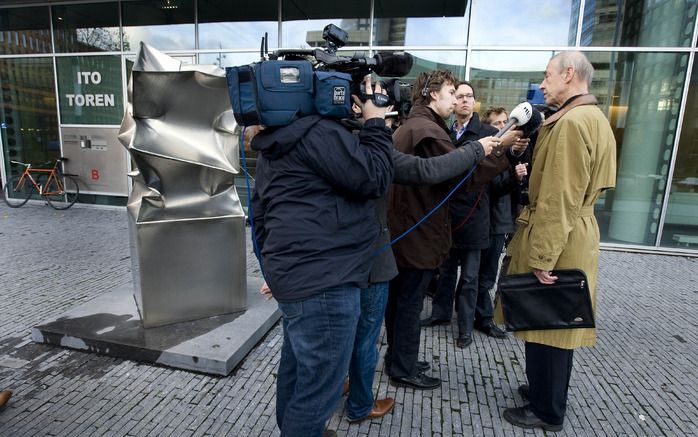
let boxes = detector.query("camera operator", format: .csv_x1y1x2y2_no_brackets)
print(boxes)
341,77,500,423
250,79,393,437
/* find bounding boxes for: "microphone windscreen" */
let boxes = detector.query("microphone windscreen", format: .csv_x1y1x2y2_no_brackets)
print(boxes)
373,52,414,77
509,102,533,126
519,106,543,138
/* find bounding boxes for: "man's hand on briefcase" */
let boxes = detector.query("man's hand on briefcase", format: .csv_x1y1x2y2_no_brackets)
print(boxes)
533,269,558,284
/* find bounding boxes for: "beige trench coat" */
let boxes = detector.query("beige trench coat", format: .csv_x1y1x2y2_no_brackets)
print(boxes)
494,95,617,349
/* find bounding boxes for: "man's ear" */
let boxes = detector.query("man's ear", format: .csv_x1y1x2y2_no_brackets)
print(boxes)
429,89,439,102
563,67,575,83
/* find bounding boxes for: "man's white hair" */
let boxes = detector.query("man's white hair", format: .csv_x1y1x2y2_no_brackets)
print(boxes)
552,51,594,86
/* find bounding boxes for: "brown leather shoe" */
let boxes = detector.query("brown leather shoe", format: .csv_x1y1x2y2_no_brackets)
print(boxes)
342,378,349,396
0,390,12,408
347,398,395,423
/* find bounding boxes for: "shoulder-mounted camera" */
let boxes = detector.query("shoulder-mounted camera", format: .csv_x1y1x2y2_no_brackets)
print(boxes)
226,24,414,127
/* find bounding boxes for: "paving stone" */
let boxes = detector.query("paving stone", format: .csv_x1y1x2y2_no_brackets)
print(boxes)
0,204,696,436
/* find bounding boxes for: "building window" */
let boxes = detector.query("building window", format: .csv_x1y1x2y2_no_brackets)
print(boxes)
0,6,51,54
198,0,278,50
580,0,697,47
661,57,698,249
281,0,371,48
52,3,121,53
373,0,469,47
470,0,580,46
122,0,195,51
593,51,689,246
0,57,59,178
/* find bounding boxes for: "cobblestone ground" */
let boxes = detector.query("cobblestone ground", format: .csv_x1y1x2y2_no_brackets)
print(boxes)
0,203,695,436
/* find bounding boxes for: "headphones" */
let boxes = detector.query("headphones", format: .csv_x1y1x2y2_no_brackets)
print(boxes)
420,73,432,97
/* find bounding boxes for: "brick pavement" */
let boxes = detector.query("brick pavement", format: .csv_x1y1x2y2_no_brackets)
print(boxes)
0,203,696,436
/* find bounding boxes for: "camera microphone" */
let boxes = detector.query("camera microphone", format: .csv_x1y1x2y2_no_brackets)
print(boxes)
496,102,533,137
372,52,414,77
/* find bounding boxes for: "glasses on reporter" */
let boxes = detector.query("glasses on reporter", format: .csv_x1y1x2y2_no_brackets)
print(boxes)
456,94,474,101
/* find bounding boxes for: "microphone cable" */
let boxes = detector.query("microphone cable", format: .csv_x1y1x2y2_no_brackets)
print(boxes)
372,160,479,257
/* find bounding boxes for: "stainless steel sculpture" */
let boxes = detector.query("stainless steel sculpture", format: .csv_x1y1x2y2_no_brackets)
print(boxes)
119,43,246,328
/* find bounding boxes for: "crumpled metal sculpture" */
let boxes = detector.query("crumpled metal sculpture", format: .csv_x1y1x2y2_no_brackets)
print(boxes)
119,43,246,328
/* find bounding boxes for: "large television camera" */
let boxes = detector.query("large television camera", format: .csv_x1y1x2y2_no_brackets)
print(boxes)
226,24,414,127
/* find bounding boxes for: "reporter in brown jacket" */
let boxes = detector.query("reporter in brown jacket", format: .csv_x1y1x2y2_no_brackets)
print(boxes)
384,70,519,390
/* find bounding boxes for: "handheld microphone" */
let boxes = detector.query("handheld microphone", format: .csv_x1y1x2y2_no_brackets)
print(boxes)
496,102,533,137
519,106,543,138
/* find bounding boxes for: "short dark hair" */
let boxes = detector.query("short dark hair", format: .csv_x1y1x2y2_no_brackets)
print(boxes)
482,106,508,124
457,80,476,100
412,70,459,106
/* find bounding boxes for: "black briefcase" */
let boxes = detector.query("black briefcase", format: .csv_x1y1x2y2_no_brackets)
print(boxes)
498,269,595,332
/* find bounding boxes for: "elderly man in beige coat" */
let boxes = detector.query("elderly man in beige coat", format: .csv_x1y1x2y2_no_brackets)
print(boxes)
495,51,616,431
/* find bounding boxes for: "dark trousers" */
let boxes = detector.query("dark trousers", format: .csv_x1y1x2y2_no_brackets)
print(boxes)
431,248,481,335
474,233,507,326
385,268,433,378
525,342,575,426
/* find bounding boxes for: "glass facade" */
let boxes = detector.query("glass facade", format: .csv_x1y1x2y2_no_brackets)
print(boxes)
0,0,696,253
0,57,59,179
52,2,121,52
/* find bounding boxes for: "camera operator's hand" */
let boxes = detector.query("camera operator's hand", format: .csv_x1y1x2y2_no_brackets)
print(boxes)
361,75,389,120
478,136,501,156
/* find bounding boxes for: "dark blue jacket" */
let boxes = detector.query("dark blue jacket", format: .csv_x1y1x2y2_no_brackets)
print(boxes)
449,113,498,249
250,115,394,302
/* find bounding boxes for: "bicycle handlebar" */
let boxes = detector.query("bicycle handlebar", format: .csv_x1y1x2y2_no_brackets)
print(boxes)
10,157,68,169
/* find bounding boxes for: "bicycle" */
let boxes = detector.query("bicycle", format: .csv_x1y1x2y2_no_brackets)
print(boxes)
3,157,80,210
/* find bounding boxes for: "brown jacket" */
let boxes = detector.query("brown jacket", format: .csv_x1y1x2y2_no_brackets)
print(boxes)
388,105,511,270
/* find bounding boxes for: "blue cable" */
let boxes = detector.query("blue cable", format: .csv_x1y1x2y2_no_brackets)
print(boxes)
240,126,266,279
372,161,479,257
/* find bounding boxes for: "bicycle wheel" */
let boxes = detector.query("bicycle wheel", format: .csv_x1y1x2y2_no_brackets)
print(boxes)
3,175,34,208
43,174,79,210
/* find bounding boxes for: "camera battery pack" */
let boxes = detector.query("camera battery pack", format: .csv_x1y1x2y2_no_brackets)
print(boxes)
226,61,351,127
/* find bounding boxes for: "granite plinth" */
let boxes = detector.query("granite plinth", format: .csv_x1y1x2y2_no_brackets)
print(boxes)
31,276,279,376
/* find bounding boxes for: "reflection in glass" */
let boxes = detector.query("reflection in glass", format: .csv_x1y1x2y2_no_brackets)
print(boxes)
282,0,370,47
399,51,466,83
382,51,465,122
470,0,579,46
0,58,59,180
52,3,121,53
589,52,688,245
198,52,261,68
0,7,51,55
198,0,278,50
469,51,553,112
580,0,697,47
373,0,469,46
122,0,195,51
56,56,124,125
661,58,698,248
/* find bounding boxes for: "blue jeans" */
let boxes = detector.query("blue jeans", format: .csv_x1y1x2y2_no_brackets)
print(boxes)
346,282,389,420
276,286,361,437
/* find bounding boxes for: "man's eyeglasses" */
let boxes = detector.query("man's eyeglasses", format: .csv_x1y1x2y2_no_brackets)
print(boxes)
456,94,474,101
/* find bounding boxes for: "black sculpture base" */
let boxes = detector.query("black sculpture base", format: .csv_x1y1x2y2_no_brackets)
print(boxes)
31,276,280,375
